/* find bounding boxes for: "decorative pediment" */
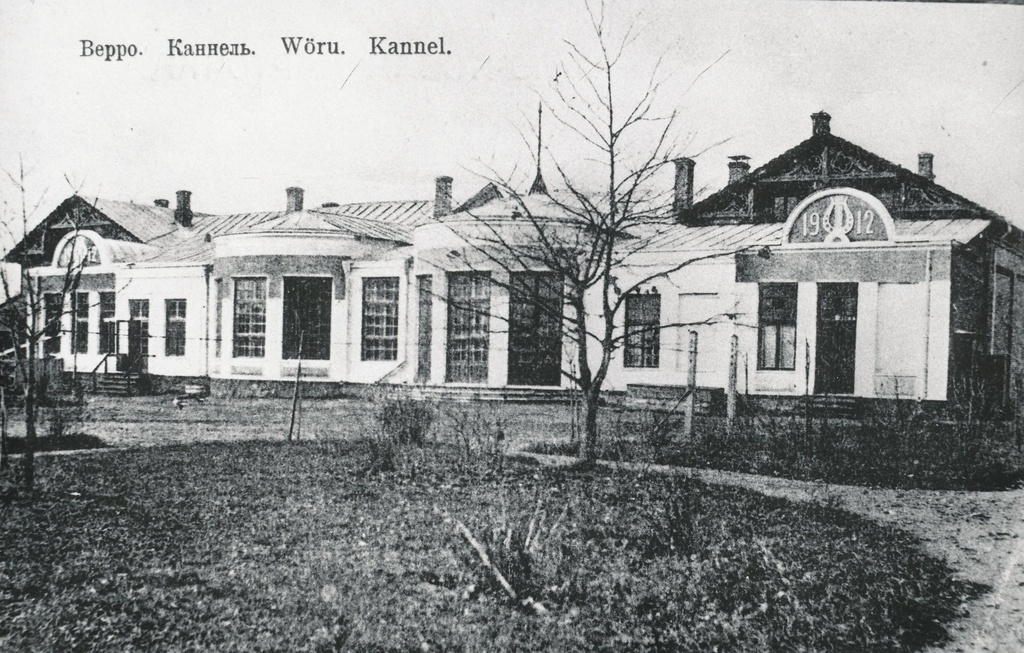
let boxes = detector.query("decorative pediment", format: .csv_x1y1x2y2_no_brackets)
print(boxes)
903,184,970,214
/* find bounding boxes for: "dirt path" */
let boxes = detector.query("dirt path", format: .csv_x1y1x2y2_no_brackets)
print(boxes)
519,453,1024,653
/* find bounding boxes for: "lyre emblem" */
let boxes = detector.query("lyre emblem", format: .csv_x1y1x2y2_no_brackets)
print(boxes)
821,197,855,243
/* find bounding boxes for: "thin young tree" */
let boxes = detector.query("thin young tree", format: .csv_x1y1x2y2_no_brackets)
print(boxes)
443,2,743,460
0,158,88,490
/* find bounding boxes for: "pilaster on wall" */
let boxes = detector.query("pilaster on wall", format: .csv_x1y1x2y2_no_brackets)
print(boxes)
854,282,877,397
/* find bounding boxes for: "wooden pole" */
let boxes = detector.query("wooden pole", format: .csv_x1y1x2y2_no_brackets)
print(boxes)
684,330,698,440
804,338,812,440
727,334,738,433
287,332,304,442
1,386,8,471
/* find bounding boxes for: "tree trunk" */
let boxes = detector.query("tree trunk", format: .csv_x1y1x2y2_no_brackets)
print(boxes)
579,388,600,461
22,359,37,490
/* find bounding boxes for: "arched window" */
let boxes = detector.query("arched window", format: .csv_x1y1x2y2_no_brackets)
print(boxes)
56,235,102,268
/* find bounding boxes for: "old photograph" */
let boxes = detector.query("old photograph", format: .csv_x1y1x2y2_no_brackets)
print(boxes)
1,0,1022,650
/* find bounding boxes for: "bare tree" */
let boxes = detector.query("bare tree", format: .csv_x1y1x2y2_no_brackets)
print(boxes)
1,157,88,490
439,3,744,460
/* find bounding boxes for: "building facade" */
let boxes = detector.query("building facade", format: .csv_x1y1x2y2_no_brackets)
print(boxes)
5,113,1023,408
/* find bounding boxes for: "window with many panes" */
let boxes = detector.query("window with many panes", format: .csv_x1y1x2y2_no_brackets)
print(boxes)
758,283,797,370
361,277,400,361
233,278,266,358
43,293,62,355
99,292,116,354
624,294,661,368
446,272,491,382
283,277,332,360
165,299,186,357
71,292,89,354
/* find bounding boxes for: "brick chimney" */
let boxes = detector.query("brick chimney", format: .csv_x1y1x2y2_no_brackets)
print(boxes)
918,153,935,181
434,176,453,218
811,111,831,136
728,156,750,184
286,187,304,212
174,190,193,227
154,198,169,208
672,157,695,219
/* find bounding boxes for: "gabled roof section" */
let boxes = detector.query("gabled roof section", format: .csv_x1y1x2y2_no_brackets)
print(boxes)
90,198,184,241
687,126,1007,226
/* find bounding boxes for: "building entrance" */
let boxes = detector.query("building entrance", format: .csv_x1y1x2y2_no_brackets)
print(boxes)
815,283,858,394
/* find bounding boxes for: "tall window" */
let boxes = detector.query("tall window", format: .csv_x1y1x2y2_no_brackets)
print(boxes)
624,293,661,368
283,277,332,360
361,277,400,361
43,293,62,355
99,292,116,354
508,271,563,385
446,272,491,382
71,292,89,354
233,278,266,358
758,283,798,370
416,275,433,382
129,299,150,359
165,299,187,357
214,279,223,358
992,268,1014,357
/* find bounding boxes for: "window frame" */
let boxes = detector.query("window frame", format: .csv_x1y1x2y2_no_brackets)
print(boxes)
623,293,661,369
361,277,400,362
98,291,116,355
232,277,267,359
446,272,491,383
71,291,90,355
43,292,62,355
164,299,187,357
757,283,798,371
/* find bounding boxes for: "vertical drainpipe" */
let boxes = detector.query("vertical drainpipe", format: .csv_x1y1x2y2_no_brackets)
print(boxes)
922,249,933,400
405,256,415,380
203,264,212,378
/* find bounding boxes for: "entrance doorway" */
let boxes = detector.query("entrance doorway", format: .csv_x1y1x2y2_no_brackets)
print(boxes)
815,283,858,394
127,299,149,373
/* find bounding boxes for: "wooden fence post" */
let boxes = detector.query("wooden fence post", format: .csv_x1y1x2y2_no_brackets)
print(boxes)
684,330,698,440
727,334,738,433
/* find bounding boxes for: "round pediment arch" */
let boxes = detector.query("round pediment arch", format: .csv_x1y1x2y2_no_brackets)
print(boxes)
781,188,896,247
52,230,109,268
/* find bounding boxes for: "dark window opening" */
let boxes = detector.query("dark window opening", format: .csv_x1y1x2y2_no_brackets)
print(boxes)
71,291,89,354
758,283,797,370
508,271,563,385
99,292,116,354
624,294,661,368
283,277,332,360
43,293,62,355
361,277,399,361
416,275,433,382
165,299,187,357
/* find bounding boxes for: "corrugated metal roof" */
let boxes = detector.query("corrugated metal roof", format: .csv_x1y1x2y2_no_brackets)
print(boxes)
320,200,433,226
895,218,990,242
239,209,413,242
90,198,182,242
646,219,990,252
104,239,160,263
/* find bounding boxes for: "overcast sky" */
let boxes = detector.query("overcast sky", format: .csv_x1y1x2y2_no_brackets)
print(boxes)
1,0,1022,237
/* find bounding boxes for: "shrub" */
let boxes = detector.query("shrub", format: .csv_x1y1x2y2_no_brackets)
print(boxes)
440,404,509,476
375,394,435,446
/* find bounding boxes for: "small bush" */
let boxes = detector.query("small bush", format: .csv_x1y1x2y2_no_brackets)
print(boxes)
375,394,435,446
440,404,509,475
